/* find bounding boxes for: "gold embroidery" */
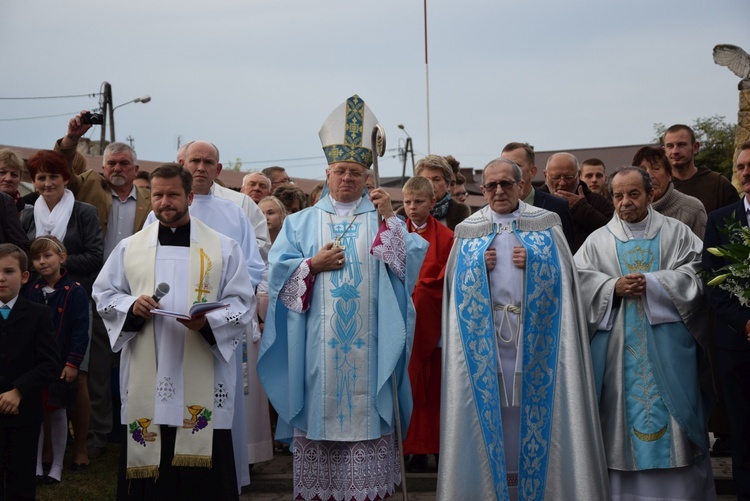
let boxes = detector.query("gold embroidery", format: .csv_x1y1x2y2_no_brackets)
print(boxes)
633,424,668,442
194,248,213,303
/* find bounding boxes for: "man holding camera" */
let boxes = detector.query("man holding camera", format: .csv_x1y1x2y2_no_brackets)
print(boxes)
55,111,152,463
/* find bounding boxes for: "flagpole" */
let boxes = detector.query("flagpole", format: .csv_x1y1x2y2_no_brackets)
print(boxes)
424,0,431,155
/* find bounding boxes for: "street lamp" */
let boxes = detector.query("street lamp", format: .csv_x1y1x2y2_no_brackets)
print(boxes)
110,95,151,143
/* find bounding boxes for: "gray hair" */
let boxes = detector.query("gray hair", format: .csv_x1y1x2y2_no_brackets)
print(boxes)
242,171,272,190
482,158,523,184
103,142,137,164
609,166,653,196
545,152,580,172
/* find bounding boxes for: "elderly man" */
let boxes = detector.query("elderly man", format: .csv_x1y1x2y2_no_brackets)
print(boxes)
258,95,427,501
438,157,608,500
664,124,738,214
501,142,574,248
633,146,706,238
180,141,271,261
702,141,750,499
93,164,253,500
56,114,153,463
576,167,715,500
241,172,272,203
539,152,613,252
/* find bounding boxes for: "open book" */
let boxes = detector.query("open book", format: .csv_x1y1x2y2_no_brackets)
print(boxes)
151,302,229,321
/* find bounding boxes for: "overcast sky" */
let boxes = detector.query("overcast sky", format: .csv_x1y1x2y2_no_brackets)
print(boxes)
1,0,748,179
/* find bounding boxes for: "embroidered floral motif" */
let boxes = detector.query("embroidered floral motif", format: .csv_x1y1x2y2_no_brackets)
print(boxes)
279,260,310,313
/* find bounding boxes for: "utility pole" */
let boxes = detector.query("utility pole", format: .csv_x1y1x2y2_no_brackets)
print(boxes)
99,81,113,155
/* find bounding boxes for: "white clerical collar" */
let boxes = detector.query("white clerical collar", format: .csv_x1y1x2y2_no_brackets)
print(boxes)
490,201,524,224
621,211,651,240
330,197,360,216
411,220,428,231
744,196,750,225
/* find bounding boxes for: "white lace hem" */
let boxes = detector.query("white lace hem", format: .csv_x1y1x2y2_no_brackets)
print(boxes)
279,259,311,313
371,216,407,282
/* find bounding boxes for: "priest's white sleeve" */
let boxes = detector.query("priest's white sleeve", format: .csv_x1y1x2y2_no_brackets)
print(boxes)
92,239,139,353
206,237,256,364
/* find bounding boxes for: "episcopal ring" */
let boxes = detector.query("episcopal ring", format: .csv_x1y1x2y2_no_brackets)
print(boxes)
338,259,343,265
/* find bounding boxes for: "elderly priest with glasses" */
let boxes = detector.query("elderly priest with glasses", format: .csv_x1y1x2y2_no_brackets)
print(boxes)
258,95,427,501
438,157,609,500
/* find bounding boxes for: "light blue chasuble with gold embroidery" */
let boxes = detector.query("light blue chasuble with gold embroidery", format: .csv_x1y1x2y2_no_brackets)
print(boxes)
258,195,426,443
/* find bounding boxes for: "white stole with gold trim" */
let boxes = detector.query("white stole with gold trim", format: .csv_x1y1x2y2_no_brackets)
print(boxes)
123,220,223,479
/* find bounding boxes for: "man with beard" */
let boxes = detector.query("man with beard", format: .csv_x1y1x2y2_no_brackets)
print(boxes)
93,164,253,500
56,113,152,463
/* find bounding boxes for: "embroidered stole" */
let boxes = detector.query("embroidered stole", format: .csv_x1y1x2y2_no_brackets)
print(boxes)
615,236,674,469
123,220,223,479
454,219,562,501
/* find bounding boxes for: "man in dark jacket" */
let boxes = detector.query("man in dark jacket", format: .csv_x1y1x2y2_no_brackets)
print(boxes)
539,152,613,252
701,141,750,499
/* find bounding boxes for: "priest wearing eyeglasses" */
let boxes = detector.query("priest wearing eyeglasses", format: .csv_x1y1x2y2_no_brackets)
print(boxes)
257,95,427,501
438,157,609,500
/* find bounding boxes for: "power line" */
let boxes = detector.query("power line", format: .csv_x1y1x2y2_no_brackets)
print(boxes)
0,93,98,100
0,111,87,122
237,148,402,166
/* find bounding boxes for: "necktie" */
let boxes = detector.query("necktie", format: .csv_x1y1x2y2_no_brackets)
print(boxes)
0,305,10,320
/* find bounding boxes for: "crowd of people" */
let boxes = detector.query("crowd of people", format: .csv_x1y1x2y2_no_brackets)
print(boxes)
0,94,749,501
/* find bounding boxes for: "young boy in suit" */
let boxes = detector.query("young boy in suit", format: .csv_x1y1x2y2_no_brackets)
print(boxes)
0,243,59,499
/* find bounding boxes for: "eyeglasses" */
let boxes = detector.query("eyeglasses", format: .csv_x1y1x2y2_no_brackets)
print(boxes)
329,169,365,179
482,180,517,192
547,174,578,182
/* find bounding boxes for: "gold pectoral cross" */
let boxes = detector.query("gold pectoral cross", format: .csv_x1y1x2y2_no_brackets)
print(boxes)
333,238,345,250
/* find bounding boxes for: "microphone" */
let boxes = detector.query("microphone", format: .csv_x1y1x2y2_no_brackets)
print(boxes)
152,283,170,303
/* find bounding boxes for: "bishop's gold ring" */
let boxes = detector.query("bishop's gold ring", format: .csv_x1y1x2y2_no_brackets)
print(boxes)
338,259,343,265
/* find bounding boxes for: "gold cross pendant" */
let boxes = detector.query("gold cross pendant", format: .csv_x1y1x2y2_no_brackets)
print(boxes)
333,238,345,250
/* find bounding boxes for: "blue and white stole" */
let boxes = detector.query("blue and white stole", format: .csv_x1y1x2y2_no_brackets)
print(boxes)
454,214,562,501
614,234,676,469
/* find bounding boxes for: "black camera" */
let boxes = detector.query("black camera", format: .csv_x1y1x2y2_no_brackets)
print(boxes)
83,113,104,125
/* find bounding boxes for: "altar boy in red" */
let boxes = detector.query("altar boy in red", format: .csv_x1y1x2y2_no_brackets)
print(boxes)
401,176,454,472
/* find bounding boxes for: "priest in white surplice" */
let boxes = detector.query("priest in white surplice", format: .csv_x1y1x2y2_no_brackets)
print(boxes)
93,164,253,501
143,167,266,491
575,167,716,501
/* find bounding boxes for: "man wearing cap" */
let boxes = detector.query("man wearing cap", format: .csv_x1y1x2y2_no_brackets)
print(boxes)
258,95,427,501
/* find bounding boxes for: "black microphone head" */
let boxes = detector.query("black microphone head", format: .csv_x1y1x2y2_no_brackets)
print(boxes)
153,282,170,302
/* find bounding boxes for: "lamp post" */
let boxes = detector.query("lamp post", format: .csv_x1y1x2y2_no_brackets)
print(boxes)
110,94,151,143
398,124,416,186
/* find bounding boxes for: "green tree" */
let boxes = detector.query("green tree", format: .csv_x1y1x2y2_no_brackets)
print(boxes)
653,115,737,180
224,157,244,171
